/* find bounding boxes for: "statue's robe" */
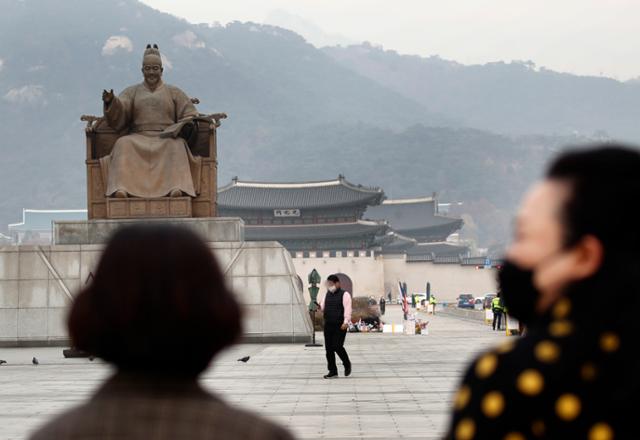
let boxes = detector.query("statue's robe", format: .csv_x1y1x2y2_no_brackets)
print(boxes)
100,81,201,198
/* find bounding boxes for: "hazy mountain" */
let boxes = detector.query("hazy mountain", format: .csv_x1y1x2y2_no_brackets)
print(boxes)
246,123,594,246
264,9,357,48
324,43,640,140
0,0,449,229
0,0,615,247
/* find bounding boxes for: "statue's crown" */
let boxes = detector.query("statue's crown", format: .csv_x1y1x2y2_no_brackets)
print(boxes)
144,43,161,57
142,43,162,66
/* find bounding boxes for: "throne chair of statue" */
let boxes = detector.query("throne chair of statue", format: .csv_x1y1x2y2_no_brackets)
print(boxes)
80,106,226,220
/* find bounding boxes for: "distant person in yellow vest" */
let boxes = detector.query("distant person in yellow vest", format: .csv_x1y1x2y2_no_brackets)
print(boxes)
429,294,437,315
491,293,504,331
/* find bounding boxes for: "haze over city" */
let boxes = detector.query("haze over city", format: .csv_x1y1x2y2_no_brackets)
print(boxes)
1,2,639,439
144,0,640,80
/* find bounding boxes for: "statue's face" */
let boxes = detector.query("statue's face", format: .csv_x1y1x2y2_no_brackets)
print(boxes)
142,63,163,87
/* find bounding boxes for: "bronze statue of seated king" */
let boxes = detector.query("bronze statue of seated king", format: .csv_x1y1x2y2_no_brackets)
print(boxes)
81,44,226,219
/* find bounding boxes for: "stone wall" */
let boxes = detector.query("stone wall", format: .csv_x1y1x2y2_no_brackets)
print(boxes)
438,307,487,322
292,253,498,304
382,256,498,302
0,245,80,346
219,241,312,342
292,252,384,299
0,240,312,346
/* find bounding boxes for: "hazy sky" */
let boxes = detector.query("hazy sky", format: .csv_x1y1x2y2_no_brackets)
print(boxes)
142,0,640,80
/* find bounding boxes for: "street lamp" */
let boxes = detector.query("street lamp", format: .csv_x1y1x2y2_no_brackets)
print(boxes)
305,268,323,347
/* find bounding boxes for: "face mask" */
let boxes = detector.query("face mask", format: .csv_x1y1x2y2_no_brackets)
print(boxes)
497,260,540,325
327,286,337,293
498,244,573,326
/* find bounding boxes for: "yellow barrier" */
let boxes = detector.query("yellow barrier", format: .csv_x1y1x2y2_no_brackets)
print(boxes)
505,314,520,336
485,309,493,325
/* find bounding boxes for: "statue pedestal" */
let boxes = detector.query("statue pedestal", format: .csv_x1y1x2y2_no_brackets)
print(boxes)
0,218,312,346
53,217,244,245
106,197,192,219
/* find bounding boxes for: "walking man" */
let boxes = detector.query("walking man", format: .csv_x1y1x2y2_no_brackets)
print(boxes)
379,296,386,315
319,275,352,379
491,292,504,331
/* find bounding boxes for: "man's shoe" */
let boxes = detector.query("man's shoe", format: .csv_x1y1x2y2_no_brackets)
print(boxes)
323,372,338,379
344,364,352,377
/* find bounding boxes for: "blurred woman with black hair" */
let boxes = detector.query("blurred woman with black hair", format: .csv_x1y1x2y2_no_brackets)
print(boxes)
30,225,293,440
445,146,640,439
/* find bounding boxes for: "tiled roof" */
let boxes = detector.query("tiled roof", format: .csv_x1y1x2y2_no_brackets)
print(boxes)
245,220,389,241
405,241,469,257
365,197,460,230
378,232,418,254
218,176,384,209
364,197,463,241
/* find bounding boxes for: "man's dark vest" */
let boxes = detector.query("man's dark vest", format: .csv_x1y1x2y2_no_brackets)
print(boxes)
324,288,345,325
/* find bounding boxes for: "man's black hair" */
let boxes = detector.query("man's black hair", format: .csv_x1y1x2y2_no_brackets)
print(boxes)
546,144,640,328
547,145,640,251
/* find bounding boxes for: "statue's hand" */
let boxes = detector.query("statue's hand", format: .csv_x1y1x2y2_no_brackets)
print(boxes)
102,89,114,105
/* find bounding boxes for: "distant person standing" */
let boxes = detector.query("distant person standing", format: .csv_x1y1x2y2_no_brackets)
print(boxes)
491,292,504,331
379,297,386,315
429,294,437,315
319,275,352,379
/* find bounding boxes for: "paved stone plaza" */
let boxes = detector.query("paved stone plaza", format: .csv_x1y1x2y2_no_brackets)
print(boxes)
0,305,506,439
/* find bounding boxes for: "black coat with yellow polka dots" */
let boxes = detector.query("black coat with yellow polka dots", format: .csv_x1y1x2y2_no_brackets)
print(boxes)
444,292,638,439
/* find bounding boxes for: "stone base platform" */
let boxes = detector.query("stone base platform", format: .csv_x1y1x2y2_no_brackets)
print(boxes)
53,217,244,245
0,218,312,346
106,196,192,219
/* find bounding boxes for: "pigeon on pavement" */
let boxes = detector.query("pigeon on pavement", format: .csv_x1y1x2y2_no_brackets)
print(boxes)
237,356,250,363
32,357,39,365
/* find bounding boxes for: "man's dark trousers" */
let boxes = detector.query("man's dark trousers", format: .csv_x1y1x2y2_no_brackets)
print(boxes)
492,311,503,331
324,323,350,374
